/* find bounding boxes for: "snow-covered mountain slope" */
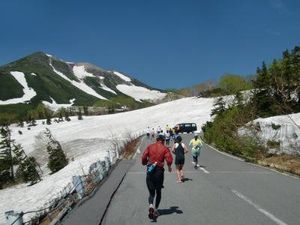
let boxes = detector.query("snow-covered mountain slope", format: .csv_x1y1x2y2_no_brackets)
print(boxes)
0,71,36,105
0,52,166,109
116,84,166,102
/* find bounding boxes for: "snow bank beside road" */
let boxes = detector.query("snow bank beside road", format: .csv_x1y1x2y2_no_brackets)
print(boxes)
254,113,300,154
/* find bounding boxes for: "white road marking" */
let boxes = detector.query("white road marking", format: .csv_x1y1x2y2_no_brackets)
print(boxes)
206,144,244,161
199,167,210,174
232,189,288,225
211,171,272,174
205,143,299,180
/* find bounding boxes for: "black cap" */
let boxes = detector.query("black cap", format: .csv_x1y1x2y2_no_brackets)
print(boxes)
156,133,165,141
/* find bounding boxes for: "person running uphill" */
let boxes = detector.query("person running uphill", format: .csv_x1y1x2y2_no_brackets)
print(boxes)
141,134,173,220
189,133,203,169
172,135,188,183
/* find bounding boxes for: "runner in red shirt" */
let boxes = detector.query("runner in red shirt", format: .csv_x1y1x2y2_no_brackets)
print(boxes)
141,133,173,220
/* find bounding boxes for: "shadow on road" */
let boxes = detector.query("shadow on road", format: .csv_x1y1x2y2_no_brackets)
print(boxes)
182,177,193,182
158,206,183,216
150,206,183,223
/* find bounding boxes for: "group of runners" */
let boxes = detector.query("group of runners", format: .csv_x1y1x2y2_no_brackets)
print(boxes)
141,127,203,220
145,125,179,146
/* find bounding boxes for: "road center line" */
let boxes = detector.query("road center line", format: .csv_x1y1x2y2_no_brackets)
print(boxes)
231,189,288,225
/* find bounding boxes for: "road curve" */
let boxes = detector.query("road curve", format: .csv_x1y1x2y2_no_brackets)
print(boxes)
102,134,300,225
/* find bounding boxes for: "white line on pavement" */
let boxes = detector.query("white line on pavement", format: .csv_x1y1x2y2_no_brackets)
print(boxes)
211,171,272,174
231,189,288,225
205,144,244,161
199,167,210,174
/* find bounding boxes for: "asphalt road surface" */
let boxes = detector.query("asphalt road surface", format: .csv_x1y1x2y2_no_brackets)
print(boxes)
101,134,300,225
63,134,300,225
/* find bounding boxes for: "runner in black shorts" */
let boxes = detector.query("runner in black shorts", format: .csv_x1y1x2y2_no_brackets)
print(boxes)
172,135,188,183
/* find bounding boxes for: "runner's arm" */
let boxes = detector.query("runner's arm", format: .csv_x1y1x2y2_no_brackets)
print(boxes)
183,143,189,153
141,147,150,165
164,148,173,167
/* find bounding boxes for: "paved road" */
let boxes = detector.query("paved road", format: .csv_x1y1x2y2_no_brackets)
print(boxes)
102,134,300,225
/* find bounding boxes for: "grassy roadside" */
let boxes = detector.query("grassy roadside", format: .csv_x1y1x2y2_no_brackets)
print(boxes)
121,137,141,159
257,154,300,176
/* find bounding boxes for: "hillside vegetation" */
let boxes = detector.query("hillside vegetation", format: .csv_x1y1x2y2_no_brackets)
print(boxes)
202,46,300,174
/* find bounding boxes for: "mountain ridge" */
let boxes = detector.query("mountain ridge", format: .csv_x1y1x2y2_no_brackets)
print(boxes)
0,51,167,121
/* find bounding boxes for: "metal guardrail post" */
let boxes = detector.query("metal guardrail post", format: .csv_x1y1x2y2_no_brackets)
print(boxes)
5,210,23,225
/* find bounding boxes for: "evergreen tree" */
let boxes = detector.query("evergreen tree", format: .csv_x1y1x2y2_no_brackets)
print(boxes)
78,108,83,120
211,97,226,116
13,144,40,184
44,129,68,173
0,127,14,181
65,110,71,122
83,106,89,116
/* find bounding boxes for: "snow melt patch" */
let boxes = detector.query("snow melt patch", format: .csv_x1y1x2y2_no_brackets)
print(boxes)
73,65,96,79
30,72,37,76
42,98,75,111
0,71,37,105
100,83,117,94
240,113,300,154
116,84,166,102
113,71,131,82
49,59,107,100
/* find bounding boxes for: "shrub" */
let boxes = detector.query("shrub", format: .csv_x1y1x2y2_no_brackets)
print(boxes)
271,123,281,130
267,140,280,149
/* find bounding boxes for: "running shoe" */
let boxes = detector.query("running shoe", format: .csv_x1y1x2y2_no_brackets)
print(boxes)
148,205,154,219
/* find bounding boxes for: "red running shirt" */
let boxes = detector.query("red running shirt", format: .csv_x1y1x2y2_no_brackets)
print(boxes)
141,141,173,168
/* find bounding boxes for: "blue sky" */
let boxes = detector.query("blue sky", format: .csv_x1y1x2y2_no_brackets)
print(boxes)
0,0,299,89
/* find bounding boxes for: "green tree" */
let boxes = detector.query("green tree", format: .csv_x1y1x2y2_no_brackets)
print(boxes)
13,144,41,184
44,128,68,173
0,127,14,181
219,74,252,95
83,106,89,116
78,108,83,120
211,97,226,117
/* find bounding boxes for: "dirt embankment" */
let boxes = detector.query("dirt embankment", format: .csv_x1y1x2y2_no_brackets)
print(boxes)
258,154,300,176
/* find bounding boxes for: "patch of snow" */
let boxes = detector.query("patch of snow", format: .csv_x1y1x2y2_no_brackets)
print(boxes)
46,54,52,58
49,59,107,100
0,71,37,105
42,98,75,111
30,73,37,76
100,83,117,95
73,65,95,79
240,113,300,154
116,84,166,102
113,71,131,82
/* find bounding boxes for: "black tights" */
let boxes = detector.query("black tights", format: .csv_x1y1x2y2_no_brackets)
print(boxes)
148,188,162,208
193,155,198,165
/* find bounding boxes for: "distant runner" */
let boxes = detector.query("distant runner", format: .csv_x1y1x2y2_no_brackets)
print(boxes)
141,134,173,220
189,133,203,169
165,130,171,146
146,126,151,138
172,135,188,183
